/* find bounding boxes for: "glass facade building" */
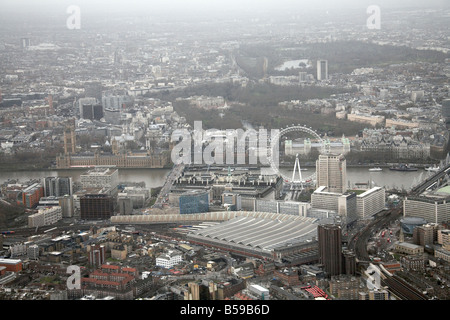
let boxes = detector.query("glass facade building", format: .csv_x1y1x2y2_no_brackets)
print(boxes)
179,191,209,215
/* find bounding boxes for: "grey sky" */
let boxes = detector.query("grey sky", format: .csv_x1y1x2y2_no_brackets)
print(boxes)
2,0,448,14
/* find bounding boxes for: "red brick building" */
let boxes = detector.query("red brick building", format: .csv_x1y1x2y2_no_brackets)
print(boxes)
0,258,23,272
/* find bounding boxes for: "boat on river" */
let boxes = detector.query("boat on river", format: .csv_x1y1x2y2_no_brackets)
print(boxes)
389,164,418,172
425,165,440,172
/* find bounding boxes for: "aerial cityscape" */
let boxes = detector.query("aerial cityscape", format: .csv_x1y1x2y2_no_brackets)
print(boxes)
0,0,449,308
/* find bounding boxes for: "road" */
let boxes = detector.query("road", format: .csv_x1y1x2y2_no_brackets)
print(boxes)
348,206,402,266
153,163,184,209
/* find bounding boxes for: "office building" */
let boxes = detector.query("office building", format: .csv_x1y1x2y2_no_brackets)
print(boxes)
80,167,119,190
80,194,115,220
179,190,209,215
22,183,44,208
311,187,357,224
155,250,183,269
356,187,385,220
318,224,342,277
413,223,438,247
59,195,74,218
79,98,103,120
44,176,73,197
316,154,347,193
118,194,133,215
403,195,450,224
343,250,357,276
317,60,328,81
28,206,63,227
102,91,133,111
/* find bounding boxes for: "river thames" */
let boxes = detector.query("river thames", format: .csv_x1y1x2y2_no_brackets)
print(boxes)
0,166,434,191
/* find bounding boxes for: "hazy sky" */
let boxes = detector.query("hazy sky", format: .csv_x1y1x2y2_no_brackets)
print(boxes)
2,0,449,14
0,0,448,30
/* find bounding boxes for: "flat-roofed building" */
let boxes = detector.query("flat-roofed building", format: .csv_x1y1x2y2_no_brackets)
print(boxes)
413,223,439,247
22,183,44,208
316,154,347,193
403,194,450,224
155,250,183,269
0,258,23,272
437,229,450,250
28,206,62,227
318,224,342,277
179,190,209,215
256,199,310,217
359,289,390,300
311,187,357,224
394,242,424,255
356,187,385,220
80,194,115,220
80,167,119,190
435,247,450,262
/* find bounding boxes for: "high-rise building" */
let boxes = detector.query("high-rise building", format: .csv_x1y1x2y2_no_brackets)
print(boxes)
343,250,356,276
78,98,103,120
44,176,73,197
413,223,438,247
317,60,328,81
316,154,347,193
80,194,114,220
88,244,106,268
59,195,74,218
318,224,342,277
